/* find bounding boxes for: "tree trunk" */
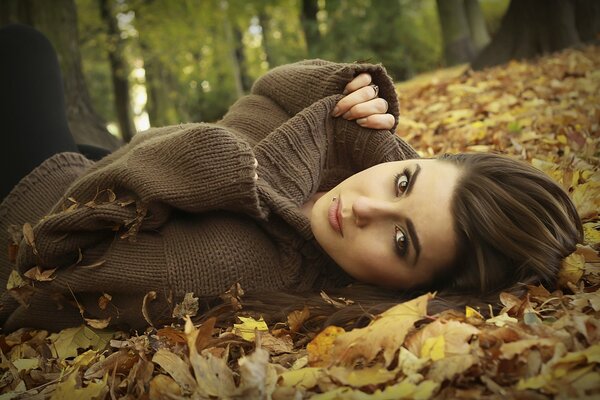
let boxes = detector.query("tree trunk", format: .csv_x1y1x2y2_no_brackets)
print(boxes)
573,0,600,42
301,0,320,58
99,0,135,142
257,11,273,67
464,0,490,53
0,0,121,150
436,0,475,65
133,0,178,127
233,24,252,93
472,0,584,70
222,2,245,98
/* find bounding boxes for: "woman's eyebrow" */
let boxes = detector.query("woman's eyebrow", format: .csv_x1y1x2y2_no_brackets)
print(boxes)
405,164,421,196
406,218,421,266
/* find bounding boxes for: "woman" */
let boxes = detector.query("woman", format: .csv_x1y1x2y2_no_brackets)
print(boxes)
0,25,582,331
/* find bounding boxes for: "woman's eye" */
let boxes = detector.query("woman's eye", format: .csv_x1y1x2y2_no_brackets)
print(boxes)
394,226,408,256
395,173,409,195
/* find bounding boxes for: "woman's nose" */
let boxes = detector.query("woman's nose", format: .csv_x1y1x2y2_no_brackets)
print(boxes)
352,196,396,227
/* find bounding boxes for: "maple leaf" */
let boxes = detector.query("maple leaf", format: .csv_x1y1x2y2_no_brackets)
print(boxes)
233,316,269,341
330,293,432,366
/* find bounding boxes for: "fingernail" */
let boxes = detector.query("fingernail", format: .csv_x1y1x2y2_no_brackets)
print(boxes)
342,89,349,95
357,118,367,125
332,106,340,117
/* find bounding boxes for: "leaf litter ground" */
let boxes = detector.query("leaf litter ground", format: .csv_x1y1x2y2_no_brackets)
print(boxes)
1,46,599,399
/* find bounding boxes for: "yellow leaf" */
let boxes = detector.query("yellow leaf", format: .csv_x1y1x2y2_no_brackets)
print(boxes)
278,367,322,390
500,338,558,360
421,335,445,361
50,368,108,400
12,358,39,372
233,316,268,341
72,350,98,368
307,325,345,367
327,365,398,387
583,222,600,245
486,313,517,327
571,181,600,220
517,373,552,391
428,354,478,382
406,319,479,360
559,252,585,287
465,306,483,319
331,293,432,366
6,270,26,290
48,326,113,359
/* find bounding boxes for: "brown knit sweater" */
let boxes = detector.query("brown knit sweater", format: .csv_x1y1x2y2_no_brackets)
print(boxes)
0,60,418,331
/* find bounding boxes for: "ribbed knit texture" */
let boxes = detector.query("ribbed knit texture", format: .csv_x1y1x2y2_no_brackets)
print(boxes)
1,59,419,331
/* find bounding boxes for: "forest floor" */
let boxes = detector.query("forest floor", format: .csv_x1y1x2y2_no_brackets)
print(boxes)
1,46,599,399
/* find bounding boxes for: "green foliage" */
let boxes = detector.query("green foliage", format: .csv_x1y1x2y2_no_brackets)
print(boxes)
479,0,510,35
75,0,507,129
77,0,115,122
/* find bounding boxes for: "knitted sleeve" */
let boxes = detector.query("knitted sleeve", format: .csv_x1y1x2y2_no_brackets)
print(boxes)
254,96,418,205
251,59,401,132
17,123,263,271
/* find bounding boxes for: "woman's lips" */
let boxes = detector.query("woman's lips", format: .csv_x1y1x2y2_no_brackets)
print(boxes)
328,196,344,236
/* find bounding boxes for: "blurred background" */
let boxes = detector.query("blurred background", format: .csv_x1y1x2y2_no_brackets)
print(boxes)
1,0,597,150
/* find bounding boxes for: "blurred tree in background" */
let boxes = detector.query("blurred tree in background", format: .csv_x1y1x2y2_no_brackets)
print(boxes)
2,0,596,146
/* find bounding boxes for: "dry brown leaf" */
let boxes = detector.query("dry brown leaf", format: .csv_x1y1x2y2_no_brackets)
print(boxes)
172,292,199,319
287,305,310,333
22,222,37,255
23,266,57,282
97,293,112,310
142,291,157,327
330,293,432,366
84,317,111,330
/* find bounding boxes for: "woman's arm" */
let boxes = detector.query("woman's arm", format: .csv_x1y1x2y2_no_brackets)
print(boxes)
16,124,263,272
251,59,401,132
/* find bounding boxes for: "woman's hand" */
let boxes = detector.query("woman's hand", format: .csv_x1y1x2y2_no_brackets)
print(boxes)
331,73,395,130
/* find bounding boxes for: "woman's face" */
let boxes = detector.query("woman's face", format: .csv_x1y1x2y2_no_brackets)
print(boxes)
310,159,462,289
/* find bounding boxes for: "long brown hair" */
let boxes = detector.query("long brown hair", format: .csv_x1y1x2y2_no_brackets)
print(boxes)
201,153,583,330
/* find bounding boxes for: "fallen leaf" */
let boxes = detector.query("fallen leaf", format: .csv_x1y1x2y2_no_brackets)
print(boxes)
22,222,37,255
330,293,432,366
184,317,236,398
151,349,196,394
97,293,112,310
149,374,182,399
142,290,157,327
307,325,345,367
83,317,111,330
49,325,113,359
50,368,108,400
172,292,199,319
233,316,269,341
287,306,310,332
559,252,586,287
23,266,57,282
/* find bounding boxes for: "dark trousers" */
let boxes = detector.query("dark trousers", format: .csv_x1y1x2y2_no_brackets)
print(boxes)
0,24,110,200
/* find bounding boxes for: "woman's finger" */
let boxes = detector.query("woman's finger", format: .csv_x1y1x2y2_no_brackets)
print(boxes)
343,72,372,95
341,98,389,120
333,85,379,117
355,113,395,130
